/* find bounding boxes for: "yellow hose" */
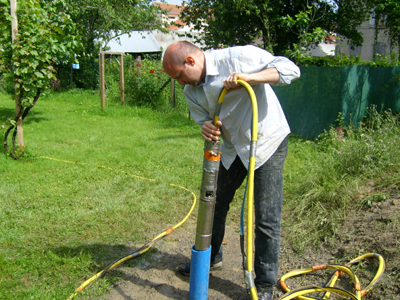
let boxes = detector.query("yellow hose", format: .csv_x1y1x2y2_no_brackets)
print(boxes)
37,157,197,300
278,253,385,300
213,84,385,300
215,80,259,300
66,185,197,300
212,84,385,300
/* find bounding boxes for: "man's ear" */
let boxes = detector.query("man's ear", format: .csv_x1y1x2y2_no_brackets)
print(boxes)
185,56,195,66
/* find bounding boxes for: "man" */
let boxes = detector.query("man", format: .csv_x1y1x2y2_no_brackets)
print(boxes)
163,41,300,300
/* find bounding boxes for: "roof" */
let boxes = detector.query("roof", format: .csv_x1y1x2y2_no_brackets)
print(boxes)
153,1,187,30
167,19,185,30
154,1,184,14
105,31,161,53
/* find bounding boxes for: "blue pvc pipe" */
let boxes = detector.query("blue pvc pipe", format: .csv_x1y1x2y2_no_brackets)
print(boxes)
189,245,211,300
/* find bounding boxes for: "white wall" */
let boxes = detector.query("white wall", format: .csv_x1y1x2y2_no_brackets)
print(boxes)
337,18,399,61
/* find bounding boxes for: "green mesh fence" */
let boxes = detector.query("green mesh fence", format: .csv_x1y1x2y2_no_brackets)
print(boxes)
273,66,400,138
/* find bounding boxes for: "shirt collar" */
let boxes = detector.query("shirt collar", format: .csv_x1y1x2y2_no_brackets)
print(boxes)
196,51,218,86
204,51,219,76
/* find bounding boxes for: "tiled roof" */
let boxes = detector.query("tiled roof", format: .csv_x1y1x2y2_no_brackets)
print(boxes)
154,1,186,30
154,1,183,13
167,19,185,30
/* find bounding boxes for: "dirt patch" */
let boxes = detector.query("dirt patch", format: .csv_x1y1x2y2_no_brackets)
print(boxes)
99,194,400,300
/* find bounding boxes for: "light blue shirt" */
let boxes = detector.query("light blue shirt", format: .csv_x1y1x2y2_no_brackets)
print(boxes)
184,45,300,170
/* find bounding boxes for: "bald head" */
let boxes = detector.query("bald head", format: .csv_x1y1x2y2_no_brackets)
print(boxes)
163,41,206,87
163,41,202,68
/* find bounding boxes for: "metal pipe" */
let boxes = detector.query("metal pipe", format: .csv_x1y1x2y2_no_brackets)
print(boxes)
194,140,221,250
189,140,221,300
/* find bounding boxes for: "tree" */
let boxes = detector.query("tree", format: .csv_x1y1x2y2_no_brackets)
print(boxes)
51,0,168,89
281,5,327,61
0,0,81,159
59,0,167,54
180,0,377,55
374,0,400,57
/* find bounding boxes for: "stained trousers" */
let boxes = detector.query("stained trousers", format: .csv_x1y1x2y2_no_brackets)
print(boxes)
210,136,289,294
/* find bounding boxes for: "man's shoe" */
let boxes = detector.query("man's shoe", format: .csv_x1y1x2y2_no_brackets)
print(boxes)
257,292,272,300
178,261,222,276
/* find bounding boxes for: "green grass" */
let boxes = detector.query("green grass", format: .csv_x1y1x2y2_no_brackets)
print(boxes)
1,90,204,299
282,107,400,250
1,90,399,299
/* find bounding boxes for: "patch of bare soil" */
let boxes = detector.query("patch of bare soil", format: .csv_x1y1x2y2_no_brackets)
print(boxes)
99,194,400,300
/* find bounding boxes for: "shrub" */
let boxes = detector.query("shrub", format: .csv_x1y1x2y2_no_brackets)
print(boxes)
105,55,186,112
56,57,99,90
295,51,400,67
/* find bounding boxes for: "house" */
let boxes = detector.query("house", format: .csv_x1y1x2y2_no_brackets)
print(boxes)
153,1,188,30
152,1,203,54
336,14,399,61
310,34,337,57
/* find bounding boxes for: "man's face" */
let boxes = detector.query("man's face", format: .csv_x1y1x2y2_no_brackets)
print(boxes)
165,59,203,87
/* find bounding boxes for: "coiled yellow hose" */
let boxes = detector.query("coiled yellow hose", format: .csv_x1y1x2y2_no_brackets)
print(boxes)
278,253,385,300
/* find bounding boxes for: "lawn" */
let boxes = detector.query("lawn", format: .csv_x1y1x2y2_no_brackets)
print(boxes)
1,89,399,299
1,90,204,299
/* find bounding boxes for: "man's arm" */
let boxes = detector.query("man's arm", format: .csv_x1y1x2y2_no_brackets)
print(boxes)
224,55,300,90
184,89,222,142
223,68,280,90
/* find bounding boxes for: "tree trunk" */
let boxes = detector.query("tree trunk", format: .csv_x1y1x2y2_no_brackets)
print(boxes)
11,0,24,150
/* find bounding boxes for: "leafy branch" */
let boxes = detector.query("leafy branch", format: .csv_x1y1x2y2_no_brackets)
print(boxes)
0,0,81,159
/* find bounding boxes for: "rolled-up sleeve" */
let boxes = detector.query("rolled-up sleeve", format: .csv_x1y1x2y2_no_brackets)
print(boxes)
266,56,301,86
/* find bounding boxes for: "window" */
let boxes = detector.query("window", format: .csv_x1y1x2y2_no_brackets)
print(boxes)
374,42,387,55
349,46,361,56
369,13,387,28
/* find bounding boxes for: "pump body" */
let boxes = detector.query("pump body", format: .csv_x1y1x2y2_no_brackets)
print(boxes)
189,140,221,300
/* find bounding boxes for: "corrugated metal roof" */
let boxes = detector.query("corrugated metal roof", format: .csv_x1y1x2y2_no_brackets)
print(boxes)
105,31,161,53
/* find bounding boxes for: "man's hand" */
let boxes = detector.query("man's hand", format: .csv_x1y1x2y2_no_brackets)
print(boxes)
223,72,249,91
201,120,222,141
223,69,280,91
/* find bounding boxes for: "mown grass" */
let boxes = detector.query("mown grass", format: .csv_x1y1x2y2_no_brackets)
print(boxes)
1,90,204,299
1,90,399,299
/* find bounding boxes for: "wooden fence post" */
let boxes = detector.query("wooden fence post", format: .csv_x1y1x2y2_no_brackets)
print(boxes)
171,78,175,109
100,53,105,108
136,56,141,78
120,54,125,105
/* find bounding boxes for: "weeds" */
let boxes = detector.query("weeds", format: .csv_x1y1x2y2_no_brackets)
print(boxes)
283,105,400,251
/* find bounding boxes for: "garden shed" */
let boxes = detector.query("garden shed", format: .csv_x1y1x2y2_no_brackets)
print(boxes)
104,31,162,58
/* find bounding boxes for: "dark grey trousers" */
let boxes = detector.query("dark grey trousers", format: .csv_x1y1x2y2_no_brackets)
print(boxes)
210,136,289,294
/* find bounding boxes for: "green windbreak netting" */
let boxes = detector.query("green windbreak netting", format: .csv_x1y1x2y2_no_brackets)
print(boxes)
273,66,400,138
